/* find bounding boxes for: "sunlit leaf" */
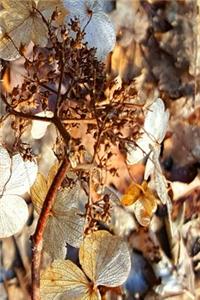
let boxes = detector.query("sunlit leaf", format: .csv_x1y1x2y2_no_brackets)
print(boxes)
79,230,131,287
41,230,131,299
0,145,38,238
64,0,116,60
0,0,67,60
31,165,87,259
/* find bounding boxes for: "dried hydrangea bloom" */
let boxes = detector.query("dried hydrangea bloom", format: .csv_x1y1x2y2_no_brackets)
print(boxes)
64,0,116,60
0,145,38,238
0,0,67,60
41,230,131,299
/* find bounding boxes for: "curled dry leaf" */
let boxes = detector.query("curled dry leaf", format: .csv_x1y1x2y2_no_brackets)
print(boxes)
121,181,158,227
64,0,116,60
0,145,38,238
0,0,67,60
41,230,131,300
31,164,87,259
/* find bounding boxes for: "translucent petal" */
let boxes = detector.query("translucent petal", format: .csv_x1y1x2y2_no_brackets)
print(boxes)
1,0,32,11
126,133,151,164
0,0,66,60
43,208,85,259
126,99,169,166
79,230,131,286
64,0,116,60
30,173,48,213
152,148,170,205
54,183,87,211
132,194,157,227
144,98,169,144
37,0,67,19
0,195,28,238
31,16,48,47
40,259,90,300
4,155,38,195
81,12,116,61
0,145,11,194
144,150,155,180
31,111,52,139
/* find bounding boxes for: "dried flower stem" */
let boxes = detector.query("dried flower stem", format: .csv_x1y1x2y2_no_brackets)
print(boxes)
31,157,69,300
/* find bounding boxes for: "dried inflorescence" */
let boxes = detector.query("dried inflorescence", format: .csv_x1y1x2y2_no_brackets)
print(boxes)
1,13,144,232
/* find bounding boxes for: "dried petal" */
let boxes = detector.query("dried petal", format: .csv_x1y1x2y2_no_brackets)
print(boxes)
44,208,85,259
41,259,92,300
0,195,28,238
0,145,11,194
4,154,38,195
79,230,131,286
64,0,116,60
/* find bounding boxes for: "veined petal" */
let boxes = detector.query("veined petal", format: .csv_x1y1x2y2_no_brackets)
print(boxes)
79,230,131,287
0,195,28,238
41,259,90,300
4,155,38,195
0,145,11,194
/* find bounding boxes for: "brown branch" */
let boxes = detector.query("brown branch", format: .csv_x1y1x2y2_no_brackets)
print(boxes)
31,157,69,300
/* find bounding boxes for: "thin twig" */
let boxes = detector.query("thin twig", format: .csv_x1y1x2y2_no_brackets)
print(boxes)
31,158,69,300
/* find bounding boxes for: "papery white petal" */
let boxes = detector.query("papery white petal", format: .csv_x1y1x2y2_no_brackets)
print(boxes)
126,99,169,166
43,208,85,259
31,111,53,139
144,98,169,144
126,134,151,165
80,230,131,286
0,195,28,238
64,0,116,60
4,155,38,195
0,145,11,194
